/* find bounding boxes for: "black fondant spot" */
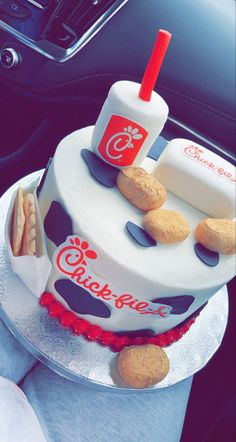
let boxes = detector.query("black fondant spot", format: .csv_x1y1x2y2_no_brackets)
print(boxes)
126,221,156,247
37,158,52,197
81,148,119,188
44,201,73,246
147,136,168,161
194,243,219,267
177,302,208,327
152,295,194,315
115,329,155,338
55,279,111,318
115,303,208,337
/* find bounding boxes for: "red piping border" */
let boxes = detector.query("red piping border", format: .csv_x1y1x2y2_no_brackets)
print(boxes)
40,292,198,352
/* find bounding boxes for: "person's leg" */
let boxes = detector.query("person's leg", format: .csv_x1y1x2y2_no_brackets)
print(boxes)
22,363,193,442
0,318,36,383
0,376,46,442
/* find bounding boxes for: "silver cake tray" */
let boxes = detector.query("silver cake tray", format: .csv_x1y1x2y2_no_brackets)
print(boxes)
0,171,229,392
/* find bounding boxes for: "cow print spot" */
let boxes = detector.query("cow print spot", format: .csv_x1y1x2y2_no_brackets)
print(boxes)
37,158,52,197
44,201,73,246
177,302,208,327
126,221,156,247
115,329,155,338
194,242,219,267
147,136,168,161
81,148,119,188
55,279,111,318
152,295,194,315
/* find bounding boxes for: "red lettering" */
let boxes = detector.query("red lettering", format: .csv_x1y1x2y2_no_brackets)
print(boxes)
115,294,133,309
183,147,235,184
184,145,203,159
96,284,112,300
55,237,172,319
80,276,92,288
156,306,169,317
87,281,100,292
208,162,216,169
71,266,85,283
135,301,149,311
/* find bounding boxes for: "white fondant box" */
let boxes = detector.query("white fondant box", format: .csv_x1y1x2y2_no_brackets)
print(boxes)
154,139,235,218
5,181,52,297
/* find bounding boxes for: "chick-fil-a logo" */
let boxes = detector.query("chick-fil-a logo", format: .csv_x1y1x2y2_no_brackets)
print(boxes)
54,236,171,318
97,115,148,166
183,145,236,184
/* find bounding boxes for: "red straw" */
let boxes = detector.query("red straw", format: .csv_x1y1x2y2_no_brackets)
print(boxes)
139,29,172,102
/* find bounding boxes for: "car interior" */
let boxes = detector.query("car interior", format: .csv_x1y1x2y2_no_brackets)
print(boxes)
0,0,235,440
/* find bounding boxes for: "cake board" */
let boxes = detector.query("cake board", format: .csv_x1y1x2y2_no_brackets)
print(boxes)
0,171,229,392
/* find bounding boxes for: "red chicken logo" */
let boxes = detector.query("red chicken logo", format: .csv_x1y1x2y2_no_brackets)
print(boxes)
97,115,148,166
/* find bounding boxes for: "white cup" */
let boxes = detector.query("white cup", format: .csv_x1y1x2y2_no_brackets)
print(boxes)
92,80,169,168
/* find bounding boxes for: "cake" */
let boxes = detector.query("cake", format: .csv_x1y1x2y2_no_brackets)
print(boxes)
4,31,236,387
33,125,235,343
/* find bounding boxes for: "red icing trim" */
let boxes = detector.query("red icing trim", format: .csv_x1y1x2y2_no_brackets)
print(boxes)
40,292,198,352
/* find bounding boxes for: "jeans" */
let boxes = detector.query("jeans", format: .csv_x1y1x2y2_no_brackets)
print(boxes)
0,318,192,442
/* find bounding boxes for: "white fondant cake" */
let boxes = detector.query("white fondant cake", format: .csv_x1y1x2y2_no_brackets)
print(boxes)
37,126,235,335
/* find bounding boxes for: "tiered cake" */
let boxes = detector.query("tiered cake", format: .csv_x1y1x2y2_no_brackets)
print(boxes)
37,126,235,337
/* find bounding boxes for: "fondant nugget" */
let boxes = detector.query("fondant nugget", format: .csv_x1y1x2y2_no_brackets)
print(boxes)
11,187,25,256
21,193,36,256
195,218,236,255
143,209,190,243
117,166,167,211
117,344,170,388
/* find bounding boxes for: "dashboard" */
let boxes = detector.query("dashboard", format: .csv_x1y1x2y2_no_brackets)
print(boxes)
0,0,235,164
0,0,128,62
0,0,235,165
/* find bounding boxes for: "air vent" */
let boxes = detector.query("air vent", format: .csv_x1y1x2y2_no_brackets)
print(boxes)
0,0,127,61
44,0,119,49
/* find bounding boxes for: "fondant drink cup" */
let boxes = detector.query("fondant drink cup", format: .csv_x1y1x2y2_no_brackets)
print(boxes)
92,81,169,167
92,30,171,168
